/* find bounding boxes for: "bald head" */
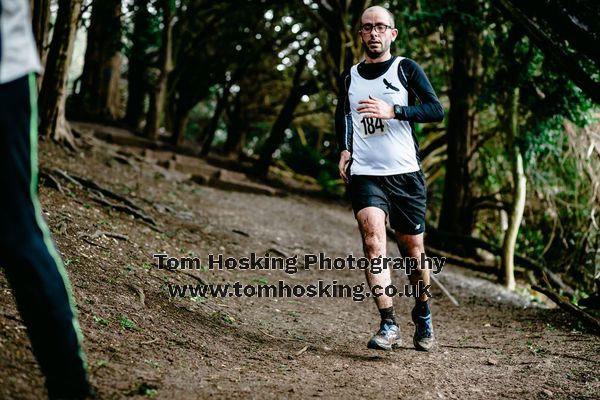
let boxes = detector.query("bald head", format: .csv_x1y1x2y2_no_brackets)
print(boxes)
359,5,398,62
361,5,395,28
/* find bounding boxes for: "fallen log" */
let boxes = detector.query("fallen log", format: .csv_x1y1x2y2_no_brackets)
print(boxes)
430,274,460,306
427,228,575,296
426,246,497,275
532,274,600,334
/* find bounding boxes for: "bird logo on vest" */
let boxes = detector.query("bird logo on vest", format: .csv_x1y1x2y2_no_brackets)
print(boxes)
383,78,399,92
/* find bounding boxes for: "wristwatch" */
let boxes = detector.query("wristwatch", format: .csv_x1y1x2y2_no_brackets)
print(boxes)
393,104,404,120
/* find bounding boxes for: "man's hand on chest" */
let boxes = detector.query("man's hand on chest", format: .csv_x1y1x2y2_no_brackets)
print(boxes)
356,95,395,120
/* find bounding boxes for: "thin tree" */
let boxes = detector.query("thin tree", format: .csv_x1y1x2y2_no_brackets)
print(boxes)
38,0,83,147
299,0,369,92
501,87,526,290
31,0,51,68
254,55,318,177
145,0,175,140
198,88,229,157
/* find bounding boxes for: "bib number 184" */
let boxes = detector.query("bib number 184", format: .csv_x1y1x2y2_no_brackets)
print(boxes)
360,117,385,137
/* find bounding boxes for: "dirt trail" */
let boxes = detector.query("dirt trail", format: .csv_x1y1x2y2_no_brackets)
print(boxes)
1,138,599,399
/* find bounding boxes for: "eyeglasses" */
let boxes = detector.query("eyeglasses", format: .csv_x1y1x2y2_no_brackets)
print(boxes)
360,24,393,34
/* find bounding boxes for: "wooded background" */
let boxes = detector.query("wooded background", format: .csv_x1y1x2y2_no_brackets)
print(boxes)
30,0,600,317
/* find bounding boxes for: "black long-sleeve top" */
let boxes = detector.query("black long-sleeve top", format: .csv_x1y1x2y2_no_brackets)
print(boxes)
335,56,444,155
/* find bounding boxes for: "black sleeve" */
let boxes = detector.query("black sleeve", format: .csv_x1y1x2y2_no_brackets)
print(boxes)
397,58,444,123
335,68,352,153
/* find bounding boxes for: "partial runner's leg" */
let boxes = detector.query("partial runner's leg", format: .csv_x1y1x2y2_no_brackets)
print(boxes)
395,232,429,299
0,74,90,399
395,231,435,351
357,207,400,350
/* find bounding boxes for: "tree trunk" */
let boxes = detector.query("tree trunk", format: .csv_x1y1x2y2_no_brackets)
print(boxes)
501,87,526,290
438,0,481,246
306,0,368,92
31,0,50,68
254,58,317,177
254,90,304,177
169,109,189,146
38,0,82,147
200,90,229,157
222,95,245,159
124,0,151,131
145,0,175,141
76,0,123,121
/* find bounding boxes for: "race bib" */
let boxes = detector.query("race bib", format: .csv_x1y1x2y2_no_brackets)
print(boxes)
359,117,388,138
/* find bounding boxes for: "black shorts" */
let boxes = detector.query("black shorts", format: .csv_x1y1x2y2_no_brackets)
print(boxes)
349,171,427,234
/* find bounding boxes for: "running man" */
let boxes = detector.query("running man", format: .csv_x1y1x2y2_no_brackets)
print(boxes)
335,5,444,351
0,0,91,397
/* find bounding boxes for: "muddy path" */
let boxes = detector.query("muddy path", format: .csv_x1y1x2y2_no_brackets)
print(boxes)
1,138,599,399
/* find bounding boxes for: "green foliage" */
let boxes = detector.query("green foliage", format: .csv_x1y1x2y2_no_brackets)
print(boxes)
122,0,163,60
93,316,110,326
119,316,136,330
133,382,159,398
446,2,599,293
250,277,269,285
277,131,341,193
91,359,109,369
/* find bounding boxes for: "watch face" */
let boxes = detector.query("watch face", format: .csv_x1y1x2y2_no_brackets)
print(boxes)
394,105,402,115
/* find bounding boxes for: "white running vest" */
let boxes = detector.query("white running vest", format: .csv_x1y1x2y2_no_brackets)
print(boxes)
348,56,419,176
0,0,42,83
